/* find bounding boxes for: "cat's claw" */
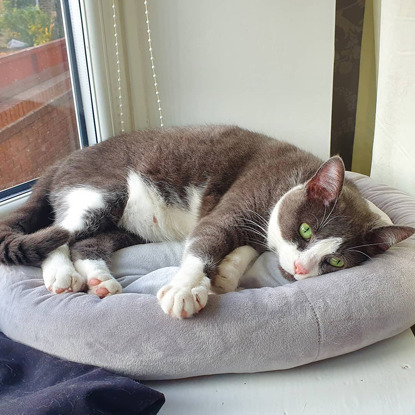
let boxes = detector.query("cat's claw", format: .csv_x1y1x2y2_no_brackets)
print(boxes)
87,276,122,298
157,277,210,318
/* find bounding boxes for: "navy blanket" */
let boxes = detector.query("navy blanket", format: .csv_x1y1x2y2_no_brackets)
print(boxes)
0,333,165,414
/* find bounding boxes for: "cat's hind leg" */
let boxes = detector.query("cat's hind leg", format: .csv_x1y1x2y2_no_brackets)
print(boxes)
42,187,124,295
74,257,119,298
42,243,86,294
71,230,144,298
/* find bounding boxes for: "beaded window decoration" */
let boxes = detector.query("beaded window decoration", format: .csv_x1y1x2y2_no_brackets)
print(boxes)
111,1,125,133
144,0,164,127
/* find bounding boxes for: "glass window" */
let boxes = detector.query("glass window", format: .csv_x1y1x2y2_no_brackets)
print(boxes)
0,0,81,196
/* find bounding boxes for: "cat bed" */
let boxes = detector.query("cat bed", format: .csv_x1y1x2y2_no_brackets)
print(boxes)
0,172,414,380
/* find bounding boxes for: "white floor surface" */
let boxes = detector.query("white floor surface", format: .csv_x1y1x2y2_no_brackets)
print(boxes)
144,329,415,415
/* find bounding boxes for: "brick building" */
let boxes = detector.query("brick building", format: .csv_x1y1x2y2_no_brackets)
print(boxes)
0,39,79,191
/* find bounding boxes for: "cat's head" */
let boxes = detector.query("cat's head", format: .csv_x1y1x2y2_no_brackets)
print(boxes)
267,156,415,281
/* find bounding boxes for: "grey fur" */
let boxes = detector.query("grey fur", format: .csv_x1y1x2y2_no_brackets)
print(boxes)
0,126,413,283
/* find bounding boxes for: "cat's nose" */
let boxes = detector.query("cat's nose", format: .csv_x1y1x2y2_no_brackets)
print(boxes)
294,260,308,275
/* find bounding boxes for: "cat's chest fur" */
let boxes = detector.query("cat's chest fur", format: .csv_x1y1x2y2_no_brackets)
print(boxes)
118,171,204,242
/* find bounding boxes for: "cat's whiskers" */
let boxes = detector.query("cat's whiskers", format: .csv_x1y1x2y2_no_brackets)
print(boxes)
232,216,270,248
347,249,374,261
244,237,269,250
244,218,268,236
268,245,278,256
320,199,339,230
245,209,269,227
321,215,347,228
310,213,321,231
319,205,328,231
229,221,269,250
346,242,390,251
239,225,267,242
232,213,269,239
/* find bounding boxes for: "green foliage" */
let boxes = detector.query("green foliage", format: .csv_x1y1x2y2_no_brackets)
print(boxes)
0,5,52,47
3,0,37,11
29,23,53,46
51,0,64,40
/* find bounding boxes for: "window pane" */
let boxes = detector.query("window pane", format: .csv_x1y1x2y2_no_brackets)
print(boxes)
0,0,80,192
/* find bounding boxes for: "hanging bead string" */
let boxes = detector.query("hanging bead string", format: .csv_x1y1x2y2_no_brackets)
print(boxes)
112,1,125,132
144,0,164,127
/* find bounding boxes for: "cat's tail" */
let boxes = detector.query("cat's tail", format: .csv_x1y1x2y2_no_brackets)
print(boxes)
0,165,70,266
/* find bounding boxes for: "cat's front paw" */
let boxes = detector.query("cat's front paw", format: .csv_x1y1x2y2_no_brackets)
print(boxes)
157,276,210,318
213,261,241,294
212,246,259,294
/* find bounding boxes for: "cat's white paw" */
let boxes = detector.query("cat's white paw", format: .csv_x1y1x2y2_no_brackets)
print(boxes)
42,245,86,294
43,265,86,294
212,246,259,294
213,260,241,294
74,259,122,298
87,276,122,298
157,275,210,318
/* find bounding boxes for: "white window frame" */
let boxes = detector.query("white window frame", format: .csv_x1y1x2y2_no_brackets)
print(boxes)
64,0,100,147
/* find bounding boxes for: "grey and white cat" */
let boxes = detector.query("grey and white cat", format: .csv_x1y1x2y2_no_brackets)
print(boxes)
0,126,413,318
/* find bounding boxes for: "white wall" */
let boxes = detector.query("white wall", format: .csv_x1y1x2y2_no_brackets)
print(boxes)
137,0,335,159
370,0,415,197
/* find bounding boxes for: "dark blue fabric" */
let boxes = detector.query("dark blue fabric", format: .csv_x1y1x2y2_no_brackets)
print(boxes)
0,333,165,415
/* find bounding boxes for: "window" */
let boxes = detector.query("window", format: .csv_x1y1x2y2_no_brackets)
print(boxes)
0,1,156,208
0,0,89,201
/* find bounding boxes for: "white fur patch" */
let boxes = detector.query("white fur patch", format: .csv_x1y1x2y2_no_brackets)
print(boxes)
119,171,203,242
294,237,343,280
157,254,210,318
268,185,343,280
73,258,111,280
213,246,259,293
74,258,122,296
267,185,302,257
42,244,86,293
57,187,105,232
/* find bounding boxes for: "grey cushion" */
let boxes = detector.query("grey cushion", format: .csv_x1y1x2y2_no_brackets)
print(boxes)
0,173,414,380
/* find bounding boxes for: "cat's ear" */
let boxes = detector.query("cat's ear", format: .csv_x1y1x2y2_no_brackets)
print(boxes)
306,156,345,206
365,225,415,254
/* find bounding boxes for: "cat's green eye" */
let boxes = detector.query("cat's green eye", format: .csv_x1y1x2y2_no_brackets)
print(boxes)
299,223,312,240
328,257,344,268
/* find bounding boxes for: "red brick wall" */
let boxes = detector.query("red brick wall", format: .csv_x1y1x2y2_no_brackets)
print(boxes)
0,39,68,91
0,73,72,129
0,92,80,191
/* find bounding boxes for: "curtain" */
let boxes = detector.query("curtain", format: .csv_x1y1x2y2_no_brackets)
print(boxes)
352,0,377,176
370,0,415,197
330,0,365,171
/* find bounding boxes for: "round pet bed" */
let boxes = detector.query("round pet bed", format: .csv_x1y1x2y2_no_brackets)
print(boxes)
0,173,414,380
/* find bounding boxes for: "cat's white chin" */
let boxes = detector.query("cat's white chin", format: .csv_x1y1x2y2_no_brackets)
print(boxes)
278,265,295,282
293,273,312,281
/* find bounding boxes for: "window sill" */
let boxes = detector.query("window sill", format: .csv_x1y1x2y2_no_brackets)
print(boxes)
0,192,29,219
